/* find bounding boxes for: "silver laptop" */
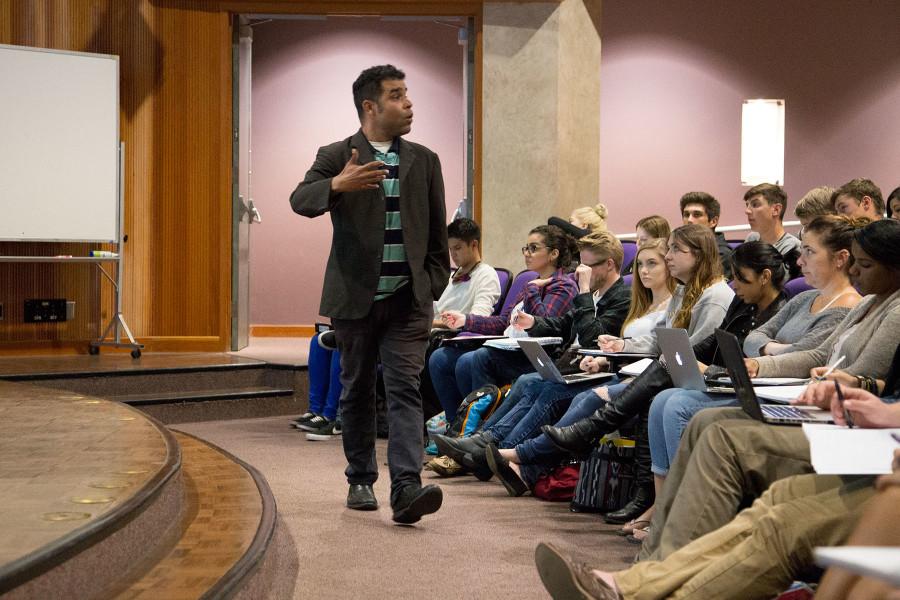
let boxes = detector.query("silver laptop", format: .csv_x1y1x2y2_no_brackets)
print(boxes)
656,328,734,394
517,339,614,386
715,329,833,425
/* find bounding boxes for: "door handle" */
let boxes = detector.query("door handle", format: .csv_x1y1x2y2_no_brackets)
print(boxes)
248,199,262,223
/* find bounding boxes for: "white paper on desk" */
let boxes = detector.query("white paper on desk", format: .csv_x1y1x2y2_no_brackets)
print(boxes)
483,336,563,351
714,377,809,386
802,424,900,475
754,385,809,404
619,358,653,377
814,546,900,586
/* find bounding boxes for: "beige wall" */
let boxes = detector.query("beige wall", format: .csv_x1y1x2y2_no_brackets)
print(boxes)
481,0,601,273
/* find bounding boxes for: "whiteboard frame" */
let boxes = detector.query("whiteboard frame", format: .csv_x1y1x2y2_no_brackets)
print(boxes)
0,43,121,243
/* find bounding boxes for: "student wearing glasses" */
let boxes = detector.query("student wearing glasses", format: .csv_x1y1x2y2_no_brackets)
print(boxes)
428,225,578,420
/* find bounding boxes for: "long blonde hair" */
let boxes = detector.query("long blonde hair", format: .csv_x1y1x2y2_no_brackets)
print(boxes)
571,203,609,233
621,239,676,333
670,224,723,329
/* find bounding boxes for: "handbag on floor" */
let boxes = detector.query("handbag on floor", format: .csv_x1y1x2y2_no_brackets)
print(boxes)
533,462,581,501
570,435,636,513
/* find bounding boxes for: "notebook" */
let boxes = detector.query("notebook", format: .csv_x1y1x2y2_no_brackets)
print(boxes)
518,339,614,386
483,336,562,351
715,329,833,425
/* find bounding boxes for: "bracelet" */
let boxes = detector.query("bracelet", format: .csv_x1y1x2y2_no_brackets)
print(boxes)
855,375,865,389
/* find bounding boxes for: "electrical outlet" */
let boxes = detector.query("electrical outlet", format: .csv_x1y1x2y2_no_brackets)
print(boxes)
0,302,4,321
66,301,75,320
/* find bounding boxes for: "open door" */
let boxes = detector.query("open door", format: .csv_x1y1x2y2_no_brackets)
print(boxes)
231,19,259,350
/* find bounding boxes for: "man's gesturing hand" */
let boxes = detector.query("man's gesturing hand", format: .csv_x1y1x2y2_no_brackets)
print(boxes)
331,148,388,193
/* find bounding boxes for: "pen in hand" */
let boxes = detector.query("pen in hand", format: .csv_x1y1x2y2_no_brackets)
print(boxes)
834,381,854,429
815,355,846,382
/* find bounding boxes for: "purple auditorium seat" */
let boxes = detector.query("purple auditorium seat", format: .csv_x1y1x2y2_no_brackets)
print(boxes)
784,276,813,299
621,240,638,274
622,274,634,288
727,241,742,250
502,270,539,314
492,268,512,315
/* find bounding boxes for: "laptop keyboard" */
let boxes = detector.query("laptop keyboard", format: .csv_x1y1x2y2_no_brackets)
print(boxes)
762,405,812,420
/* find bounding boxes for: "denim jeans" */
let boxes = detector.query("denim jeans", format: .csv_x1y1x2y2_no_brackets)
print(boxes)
648,388,740,476
480,372,545,431
456,346,535,399
307,333,342,420
486,378,594,447
428,345,468,418
517,380,630,485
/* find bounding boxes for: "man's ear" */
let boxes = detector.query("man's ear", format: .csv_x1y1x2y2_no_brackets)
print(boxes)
709,215,719,229
362,98,377,117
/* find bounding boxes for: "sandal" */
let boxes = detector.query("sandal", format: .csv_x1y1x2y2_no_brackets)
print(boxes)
626,525,650,545
617,519,650,536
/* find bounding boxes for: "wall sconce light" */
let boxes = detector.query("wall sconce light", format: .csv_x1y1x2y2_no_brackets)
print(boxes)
741,99,784,186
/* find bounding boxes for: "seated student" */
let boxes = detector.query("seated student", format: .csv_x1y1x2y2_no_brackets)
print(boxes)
679,191,733,279
639,219,864,536
832,177,885,221
794,185,836,232
457,231,629,402
569,203,609,233
429,224,578,419
433,237,672,480
534,363,900,600
421,218,501,417
480,226,733,512
743,183,802,277
887,185,900,220
621,215,671,276
744,215,862,359
637,219,900,563
816,450,900,600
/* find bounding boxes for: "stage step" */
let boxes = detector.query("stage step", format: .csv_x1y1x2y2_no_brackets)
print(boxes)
110,385,295,406
0,384,289,599
0,353,309,424
104,432,283,599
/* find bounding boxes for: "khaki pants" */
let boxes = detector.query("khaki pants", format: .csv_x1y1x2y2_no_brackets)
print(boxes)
640,407,815,561
615,473,875,599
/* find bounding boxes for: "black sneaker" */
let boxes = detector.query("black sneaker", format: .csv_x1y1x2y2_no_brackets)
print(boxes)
317,330,337,351
298,415,328,432
305,419,342,441
290,412,317,429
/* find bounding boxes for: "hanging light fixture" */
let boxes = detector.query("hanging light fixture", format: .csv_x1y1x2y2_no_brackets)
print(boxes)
741,99,785,186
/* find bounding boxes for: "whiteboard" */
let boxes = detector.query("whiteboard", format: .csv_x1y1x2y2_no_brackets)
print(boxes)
0,44,119,242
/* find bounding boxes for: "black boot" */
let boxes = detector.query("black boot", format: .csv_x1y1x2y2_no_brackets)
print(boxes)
542,360,674,457
604,410,655,524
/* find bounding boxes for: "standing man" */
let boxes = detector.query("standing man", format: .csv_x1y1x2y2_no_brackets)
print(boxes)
290,65,450,524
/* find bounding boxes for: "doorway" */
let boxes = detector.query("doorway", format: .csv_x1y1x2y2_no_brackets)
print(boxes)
231,14,475,351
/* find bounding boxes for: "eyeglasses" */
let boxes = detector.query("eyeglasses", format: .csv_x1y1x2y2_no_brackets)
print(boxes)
521,243,547,255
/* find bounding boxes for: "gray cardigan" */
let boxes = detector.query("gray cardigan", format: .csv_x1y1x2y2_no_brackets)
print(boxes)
624,280,734,355
755,288,900,379
743,290,851,358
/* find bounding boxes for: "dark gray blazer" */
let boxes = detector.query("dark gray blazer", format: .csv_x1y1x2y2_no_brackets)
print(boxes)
290,129,450,319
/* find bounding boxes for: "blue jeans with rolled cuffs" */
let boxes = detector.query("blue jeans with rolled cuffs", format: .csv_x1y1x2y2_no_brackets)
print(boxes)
648,388,740,476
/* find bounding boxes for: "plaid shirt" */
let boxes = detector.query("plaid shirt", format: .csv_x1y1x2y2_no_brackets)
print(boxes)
464,269,578,335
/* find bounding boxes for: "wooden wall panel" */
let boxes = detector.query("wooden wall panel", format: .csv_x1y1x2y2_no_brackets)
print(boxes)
0,0,232,352
0,0,485,354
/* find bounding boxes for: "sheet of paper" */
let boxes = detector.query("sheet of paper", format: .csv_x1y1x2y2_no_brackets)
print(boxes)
619,358,654,377
754,385,809,403
713,376,809,386
814,546,900,586
483,336,563,351
802,424,900,475
577,349,658,359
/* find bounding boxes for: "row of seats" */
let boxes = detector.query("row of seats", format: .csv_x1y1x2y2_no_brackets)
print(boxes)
488,267,815,320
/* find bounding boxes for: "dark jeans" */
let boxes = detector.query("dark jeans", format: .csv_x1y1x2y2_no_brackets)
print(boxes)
333,286,432,506
457,346,536,397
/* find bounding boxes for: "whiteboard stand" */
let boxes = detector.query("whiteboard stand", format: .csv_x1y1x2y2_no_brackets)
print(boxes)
89,143,143,359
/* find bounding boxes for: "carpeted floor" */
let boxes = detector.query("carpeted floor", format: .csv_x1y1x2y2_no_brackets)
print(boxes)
229,337,312,366
176,415,637,599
